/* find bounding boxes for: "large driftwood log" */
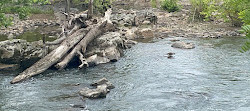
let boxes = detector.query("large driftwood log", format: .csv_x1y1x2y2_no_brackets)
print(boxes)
10,9,112,84
55,9,113,70
10,29,89,84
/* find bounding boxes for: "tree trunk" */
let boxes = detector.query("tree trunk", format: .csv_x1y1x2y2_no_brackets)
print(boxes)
10,29,89,84
56,9,113,70
87,0,94,19
10,9,113,84
65,0,70,19
55,21,111,69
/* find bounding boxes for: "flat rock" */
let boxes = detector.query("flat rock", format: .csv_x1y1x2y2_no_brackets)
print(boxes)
171,41,195,49
79,78,114,99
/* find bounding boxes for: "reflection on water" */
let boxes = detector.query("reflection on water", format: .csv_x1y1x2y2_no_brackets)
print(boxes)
1,37,250,111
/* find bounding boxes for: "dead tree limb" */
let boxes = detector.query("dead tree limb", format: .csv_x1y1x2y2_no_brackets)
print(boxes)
55,9,113,70
10,28,89,84
87,0,93,19
77,51,88,68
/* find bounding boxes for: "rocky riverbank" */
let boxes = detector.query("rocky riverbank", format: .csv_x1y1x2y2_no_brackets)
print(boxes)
0,0,245,71
0,14,60,38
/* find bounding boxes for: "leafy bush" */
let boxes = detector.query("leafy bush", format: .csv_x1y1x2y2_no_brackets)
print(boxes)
239,9,250,25
189,0,250,26
78,0,114,14
161,0,180,12
0,13,13,27
151,0,157,8
189,0,220,21
240,25,250,52
0,0,52,27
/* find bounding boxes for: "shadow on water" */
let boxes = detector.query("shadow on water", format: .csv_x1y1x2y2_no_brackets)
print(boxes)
16,27,57,42
0,26,58,42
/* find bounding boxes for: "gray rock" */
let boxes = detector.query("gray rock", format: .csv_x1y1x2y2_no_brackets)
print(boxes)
135,28,154,38
79,85,109,98
0,39,44,64
91,77,115,89
171,41,195,49
7,33,14,39
111,9,157,27
79,78,114,99
86,54,110,66
86,32,126,64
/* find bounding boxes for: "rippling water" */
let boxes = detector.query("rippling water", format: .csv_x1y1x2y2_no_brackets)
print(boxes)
1,37,250,111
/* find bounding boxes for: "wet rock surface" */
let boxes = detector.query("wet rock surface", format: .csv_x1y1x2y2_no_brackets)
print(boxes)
79,78,114,99
171,41,195,49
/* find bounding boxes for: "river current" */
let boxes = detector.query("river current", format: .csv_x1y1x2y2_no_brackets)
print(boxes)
1,37,250,111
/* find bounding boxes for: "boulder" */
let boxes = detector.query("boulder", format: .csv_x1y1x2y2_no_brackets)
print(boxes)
86,54,110,66
135,28,154,38
119,27,138,40
0,39,44,64
79,84,109,98
79,78,114,99
91,77,115,89
86,32,126,65
123,39,138,49
111,9,157,27
171,41,195,49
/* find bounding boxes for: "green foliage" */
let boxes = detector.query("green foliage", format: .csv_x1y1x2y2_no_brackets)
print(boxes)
93,0,113,14
76,0,114,14
239,9,250,25
240,25,250,52
151,0,157,8
0,0,52,27
189,0,250,26
161,0,180,12
190,0,221,21
0,13,13,27
16,6,31,20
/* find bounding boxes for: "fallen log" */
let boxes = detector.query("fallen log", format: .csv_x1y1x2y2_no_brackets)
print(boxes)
10,9,113,84
55,9,113,69
10,28,89,84
55,22,108,69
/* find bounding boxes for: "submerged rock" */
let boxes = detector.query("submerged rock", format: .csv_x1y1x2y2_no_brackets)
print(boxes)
79,85,109,98
164,52,175,59
171,41,195,49
91,78,115,89
79,78,114,99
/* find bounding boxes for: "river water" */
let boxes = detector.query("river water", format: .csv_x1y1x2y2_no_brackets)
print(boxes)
1,37,250,111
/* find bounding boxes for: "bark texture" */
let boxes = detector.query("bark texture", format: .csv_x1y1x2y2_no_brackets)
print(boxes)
10,29,88,84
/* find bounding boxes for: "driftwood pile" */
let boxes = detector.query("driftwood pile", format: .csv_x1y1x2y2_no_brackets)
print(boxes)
10,9,114,84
